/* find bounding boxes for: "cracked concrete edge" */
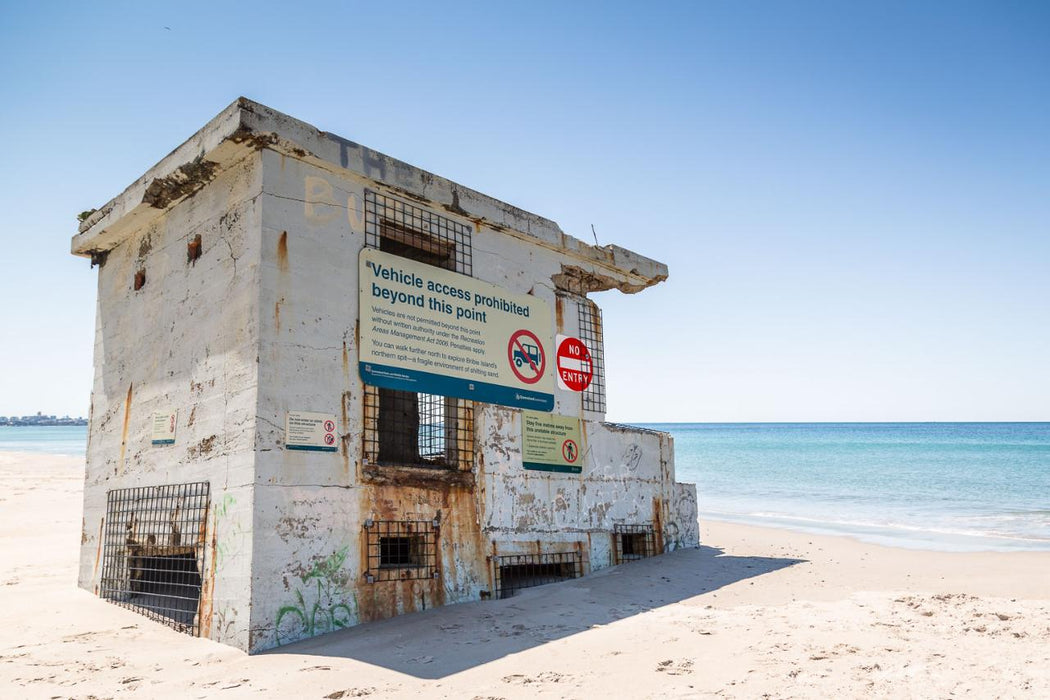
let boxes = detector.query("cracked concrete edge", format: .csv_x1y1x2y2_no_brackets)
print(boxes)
71,97,668,289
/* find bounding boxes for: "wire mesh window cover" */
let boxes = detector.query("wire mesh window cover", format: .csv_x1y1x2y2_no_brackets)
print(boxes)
99,482,210,636
364,190,472,275
363,387,474,468
577,299,606,413
493,552,582,599
614,524,657,564
363,519,440,582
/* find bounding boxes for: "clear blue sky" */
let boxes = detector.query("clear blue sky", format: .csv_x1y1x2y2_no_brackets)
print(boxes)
1,1,1047,422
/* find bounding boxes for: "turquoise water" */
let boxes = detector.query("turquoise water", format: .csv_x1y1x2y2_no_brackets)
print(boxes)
5,423,1049,551
0,425,88,457
648,422,1050,552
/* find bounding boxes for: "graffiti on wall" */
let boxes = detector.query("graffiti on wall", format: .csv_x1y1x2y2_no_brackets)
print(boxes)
275,547,357,645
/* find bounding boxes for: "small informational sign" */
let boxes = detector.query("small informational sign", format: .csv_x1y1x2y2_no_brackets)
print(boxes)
151,410,178,445
285,411,339,452
358,248,555,411
555,335,593,392
521,410,583,474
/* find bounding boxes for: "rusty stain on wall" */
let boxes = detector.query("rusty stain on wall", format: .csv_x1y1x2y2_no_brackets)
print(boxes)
276,231,289,272
118,383,133,468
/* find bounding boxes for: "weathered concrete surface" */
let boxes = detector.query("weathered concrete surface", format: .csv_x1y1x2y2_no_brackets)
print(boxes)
78,152,263,650
74,99,697,655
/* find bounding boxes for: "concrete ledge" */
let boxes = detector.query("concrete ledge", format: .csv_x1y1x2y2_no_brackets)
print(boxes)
72,98,668,290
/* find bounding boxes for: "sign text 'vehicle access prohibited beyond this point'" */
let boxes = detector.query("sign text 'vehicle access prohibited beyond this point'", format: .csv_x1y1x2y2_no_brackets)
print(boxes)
358,248,555,411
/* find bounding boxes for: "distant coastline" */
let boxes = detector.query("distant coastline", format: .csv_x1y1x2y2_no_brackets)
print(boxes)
0,414,87,427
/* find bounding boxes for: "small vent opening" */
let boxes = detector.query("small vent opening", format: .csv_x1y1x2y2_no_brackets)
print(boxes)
493,552,582,599
364,519,439,582
614,524,657,564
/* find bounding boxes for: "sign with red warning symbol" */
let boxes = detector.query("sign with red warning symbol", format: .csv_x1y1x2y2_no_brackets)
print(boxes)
285,411,339,452
555,335,593,392
508,329,547,385
521,410,583,474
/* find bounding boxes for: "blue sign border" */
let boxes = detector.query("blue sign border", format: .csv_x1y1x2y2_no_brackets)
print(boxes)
361,362,554,411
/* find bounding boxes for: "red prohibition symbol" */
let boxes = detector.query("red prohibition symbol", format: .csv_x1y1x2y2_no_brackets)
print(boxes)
323,433,336,446
507,330,546,384
323,420,335,432
556,336,593,392
562,439,579,463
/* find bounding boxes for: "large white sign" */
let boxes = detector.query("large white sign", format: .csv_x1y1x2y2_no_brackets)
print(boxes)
358,248,555,411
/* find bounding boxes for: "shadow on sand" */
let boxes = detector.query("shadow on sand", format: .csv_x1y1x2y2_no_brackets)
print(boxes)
264,545,806,679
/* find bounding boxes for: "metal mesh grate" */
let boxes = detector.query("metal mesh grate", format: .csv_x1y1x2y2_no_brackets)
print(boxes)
363,190,474,469
363,386,474,468
365,190,472,275
100,482,210,636
578,299,606,413
363,518,440,582
613,523,657,564
493,552,582,599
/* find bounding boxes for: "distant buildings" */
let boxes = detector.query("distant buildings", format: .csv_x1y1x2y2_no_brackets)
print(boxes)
0,413,88,426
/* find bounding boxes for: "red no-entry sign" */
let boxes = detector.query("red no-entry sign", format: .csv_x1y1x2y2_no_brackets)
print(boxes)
556,336,593,392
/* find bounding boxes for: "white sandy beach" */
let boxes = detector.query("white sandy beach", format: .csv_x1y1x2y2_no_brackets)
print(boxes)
1,451,1047,699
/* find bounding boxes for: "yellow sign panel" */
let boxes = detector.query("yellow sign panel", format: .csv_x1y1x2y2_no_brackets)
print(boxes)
358,248,554,411
522,410,583,474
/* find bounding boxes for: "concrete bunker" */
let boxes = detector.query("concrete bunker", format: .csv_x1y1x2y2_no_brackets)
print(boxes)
73,98,699,653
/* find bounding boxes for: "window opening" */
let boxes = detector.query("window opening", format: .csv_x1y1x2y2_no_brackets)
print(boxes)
614,523,657,564
363,518,440,582
364,190,472,275
493,552,582,599
577,298,606,413
99,482,210,636
363,191,474,468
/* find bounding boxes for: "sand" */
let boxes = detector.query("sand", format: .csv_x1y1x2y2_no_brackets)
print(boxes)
1,452,1048,699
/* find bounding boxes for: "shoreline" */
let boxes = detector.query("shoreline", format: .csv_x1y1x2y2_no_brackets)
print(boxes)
700,511,1050,554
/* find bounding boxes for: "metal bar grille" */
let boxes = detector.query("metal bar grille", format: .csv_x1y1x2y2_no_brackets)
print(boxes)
364,190,472,275
363,386,474,468
578,299,606,413
493,552,582,599
363,518,440,582
363,190,475,470
99,482,210,636
614,523,657,564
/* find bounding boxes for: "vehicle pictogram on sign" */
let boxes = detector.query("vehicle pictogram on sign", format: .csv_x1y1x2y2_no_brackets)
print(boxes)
507,330,546,384
562,439,578,463
556,335,593,392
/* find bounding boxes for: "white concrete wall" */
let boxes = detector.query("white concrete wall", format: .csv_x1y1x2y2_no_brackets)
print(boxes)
79,135,697,655
244,151,698,652
79,152,263,651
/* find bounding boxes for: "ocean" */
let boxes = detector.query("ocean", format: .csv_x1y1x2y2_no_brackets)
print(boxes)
3,422,1048,552
0,425,88,457
651,422,1050,552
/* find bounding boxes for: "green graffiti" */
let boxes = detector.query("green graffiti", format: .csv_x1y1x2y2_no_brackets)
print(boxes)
211,494,241,569
275,546,356,646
